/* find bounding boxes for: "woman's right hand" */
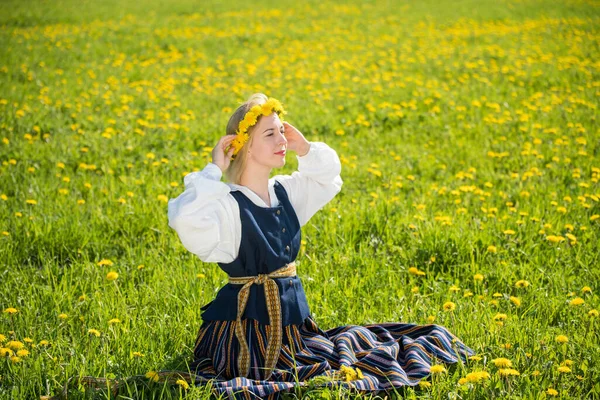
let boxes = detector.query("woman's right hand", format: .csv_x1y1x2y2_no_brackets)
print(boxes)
211,135,236,172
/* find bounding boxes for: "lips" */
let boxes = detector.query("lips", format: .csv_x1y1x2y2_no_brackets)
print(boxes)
275,150,286,156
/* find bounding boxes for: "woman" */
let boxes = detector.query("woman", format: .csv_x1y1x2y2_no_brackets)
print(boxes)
167,93,473,399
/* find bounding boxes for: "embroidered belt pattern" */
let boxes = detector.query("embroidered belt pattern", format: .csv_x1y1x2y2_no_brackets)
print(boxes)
228,262,297,379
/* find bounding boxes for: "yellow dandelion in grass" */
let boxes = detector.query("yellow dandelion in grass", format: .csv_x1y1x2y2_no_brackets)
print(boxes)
547,388,558,396
157,194,169,203
175,379,189,389
443,301,456,312
531,370,540,377
492,358,512,368
569,297,584,306
58,313,68,320
0,348,14,356
557,366,571,373
145,370,160,382
464,371,490,383
487,245,497,253
515,280,530,288
16,349,29,357
4,307,18,315
430,365,447,374
106,271,119,281
458,377,467,385
449,285,460,293
503,229,515,235
582,286,592,294
108,318,121,324
132,351,144,358
473,273,484,282
10,356,21,363
493,313,508,321
0,334,5,343
469,355,482,361
7,341,24,350
426,315,436,323
408,266,426,276
546,235,566,243
589,309,599,317
509,296,521,307
555,335,568,344
25,199,37,205
197,273,206,279
87,329,101,337
38,340,49,346
97,259,113,266
498,368,520,377
590,214,599,221
418,381,431,388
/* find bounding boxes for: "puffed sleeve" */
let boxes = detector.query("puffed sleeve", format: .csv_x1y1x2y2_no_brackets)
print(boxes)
167,162,241,263
273,141,343,226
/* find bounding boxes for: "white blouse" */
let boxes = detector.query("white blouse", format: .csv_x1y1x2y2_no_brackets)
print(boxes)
167,141,343,264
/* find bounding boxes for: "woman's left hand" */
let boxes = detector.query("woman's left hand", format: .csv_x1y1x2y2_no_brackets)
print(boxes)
283,122,310,156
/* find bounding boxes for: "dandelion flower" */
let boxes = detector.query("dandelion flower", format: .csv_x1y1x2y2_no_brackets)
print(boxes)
498,368,520,376
557,366,571,373
145,370,160,382
0,348,14,356
443,301,456,312
569,297,584,306
509,296,521,307
473,273,484,281
0,334,5,343
108,318,121,324
3,307,18,315
465,371,490,383
547,388,558,396
106,271,119,281
555,335,568,344
16,349,29,357
10,356,21,363
88,329,101,337
408,267,426,276
58,313,68,320
582,286,591,294
515,280,530,288
430,365,446,374
487,245,497,253
492,358,512,368
175,379,189,389
493,313,508,321
7,341,24,350
589,309,599,317
418,381,431,388
96,259,113,266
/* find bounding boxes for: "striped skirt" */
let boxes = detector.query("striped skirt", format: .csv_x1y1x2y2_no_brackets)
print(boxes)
191,316,474,399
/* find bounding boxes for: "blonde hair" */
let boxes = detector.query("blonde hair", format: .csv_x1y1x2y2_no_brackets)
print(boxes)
223,93,269,184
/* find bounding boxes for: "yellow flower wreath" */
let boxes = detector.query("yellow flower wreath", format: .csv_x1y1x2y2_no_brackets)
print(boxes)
229,98,286,157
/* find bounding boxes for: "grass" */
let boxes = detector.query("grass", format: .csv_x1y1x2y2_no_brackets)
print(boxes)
0,0,599,398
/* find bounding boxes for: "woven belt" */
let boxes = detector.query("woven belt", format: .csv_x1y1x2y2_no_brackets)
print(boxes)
228,262,297,379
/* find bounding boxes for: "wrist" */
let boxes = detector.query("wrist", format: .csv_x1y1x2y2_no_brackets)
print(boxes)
297,141,311,157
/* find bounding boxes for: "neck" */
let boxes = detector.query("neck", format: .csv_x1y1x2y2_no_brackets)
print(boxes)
239,161,272,202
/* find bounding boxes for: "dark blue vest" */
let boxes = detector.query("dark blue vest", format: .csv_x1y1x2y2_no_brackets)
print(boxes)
200,181,311,326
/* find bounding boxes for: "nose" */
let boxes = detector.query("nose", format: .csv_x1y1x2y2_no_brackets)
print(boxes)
278,131,287,146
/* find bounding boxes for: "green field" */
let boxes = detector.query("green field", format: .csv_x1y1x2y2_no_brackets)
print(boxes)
1,0,599,398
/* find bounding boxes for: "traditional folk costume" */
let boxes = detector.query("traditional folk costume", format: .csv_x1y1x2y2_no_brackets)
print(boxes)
167,141,474,399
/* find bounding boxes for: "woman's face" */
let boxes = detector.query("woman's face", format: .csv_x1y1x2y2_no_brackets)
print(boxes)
247,112,287,169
